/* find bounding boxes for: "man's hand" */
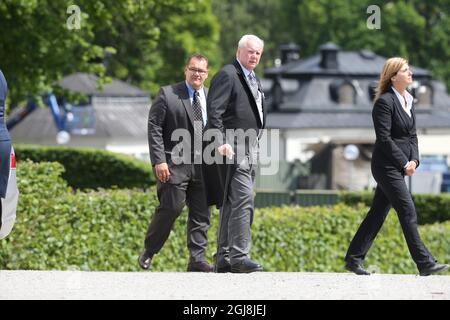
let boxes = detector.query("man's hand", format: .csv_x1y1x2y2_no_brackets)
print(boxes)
218,144,235,159
155,162,170,183
404,161,417,176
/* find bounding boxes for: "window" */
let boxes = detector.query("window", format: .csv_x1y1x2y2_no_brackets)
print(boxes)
338,84,355,104
415,84,433,106
65,104,96,135
330,80,356,105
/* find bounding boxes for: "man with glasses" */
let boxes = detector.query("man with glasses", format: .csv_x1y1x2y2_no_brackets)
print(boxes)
138,54,213,272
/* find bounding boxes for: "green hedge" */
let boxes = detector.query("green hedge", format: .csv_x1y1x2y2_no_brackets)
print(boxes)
14,144,154,190
1,161,448,274
339,191,450,225
253,205,449,274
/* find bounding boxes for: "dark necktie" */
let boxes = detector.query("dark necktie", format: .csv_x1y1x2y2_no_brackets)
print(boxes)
192,91,204,151
192,90,204,126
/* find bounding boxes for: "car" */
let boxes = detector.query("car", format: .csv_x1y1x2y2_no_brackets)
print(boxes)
0,147,19,239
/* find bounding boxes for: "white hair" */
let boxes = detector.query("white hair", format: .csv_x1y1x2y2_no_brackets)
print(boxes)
237,35,264,50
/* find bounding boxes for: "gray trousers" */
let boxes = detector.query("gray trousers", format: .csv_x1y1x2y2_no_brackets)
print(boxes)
217,154,256,264
144,164,211,262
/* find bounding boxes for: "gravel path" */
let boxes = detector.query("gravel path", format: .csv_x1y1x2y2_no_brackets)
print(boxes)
0,271,448,300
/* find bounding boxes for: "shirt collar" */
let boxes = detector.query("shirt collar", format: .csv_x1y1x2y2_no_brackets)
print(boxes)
185,81,204,98
237,59,253,78
392,86,413,109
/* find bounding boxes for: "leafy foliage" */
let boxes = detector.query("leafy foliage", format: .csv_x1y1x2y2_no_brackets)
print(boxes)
14,144,154,189
213,0,450,90
1,161,448,274
0,0,220,107
339,191,450,225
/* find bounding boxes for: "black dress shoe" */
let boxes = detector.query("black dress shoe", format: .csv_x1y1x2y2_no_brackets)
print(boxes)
419,263,449,276
187,261,213,272
214,255,231,273
138,250,153,270
345,262,370,275
215,263,231,273
231,259,263,273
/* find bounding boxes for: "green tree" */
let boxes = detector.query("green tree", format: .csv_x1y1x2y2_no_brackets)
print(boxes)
154,0,221,89
212,0,450,92
0,0,220,109
91,0,220,93
0,0,105,108
275,0,450,90
412,0,450,90
212,0,282,71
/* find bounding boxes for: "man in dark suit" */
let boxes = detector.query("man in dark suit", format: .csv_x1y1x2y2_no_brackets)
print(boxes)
204,35,265,273
345,57,448,276
138,54,213,272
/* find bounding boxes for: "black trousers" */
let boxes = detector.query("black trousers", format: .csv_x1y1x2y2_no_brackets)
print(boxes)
345,164,436,270
144,164,211,262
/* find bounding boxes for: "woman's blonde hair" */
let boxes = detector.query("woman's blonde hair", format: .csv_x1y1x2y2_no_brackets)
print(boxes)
375,57,408,102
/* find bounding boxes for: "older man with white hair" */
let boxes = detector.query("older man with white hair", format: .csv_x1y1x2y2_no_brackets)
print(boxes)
203,35,265,273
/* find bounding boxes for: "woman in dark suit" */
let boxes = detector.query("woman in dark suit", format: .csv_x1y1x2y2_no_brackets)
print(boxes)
344,58,449,276
0,70,12,201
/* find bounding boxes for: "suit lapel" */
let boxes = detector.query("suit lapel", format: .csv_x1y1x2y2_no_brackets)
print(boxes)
390,88,410,132
233,60,264,127
234,60,255,102
256,77,266,128
179,82,194,127
203,87,208,126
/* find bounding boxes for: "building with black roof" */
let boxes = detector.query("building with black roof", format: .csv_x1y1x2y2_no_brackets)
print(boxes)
9,73,151,161
257,43,450,192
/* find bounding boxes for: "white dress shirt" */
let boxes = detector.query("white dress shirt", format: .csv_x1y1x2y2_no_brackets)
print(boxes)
392,86,413,118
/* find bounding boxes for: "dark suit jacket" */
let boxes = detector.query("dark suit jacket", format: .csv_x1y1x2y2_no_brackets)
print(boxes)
0,69,11,197
148,81,207,184
371,87,420,173
0,70,11,142
203,60,266,207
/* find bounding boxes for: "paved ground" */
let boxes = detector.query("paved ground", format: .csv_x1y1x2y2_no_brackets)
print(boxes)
0,271,448,300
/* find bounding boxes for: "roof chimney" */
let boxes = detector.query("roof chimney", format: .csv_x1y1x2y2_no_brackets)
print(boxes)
319,43,339,70
279,43,301,64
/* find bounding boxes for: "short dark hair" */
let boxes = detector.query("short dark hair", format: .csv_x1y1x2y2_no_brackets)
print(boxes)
186,54,208,67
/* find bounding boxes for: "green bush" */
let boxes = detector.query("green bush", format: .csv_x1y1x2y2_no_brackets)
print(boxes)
338,191,374,207
14,144,154,189
339,191,450,224
253,204,449,274
17,160,72,198
412,194,450,224
1,161,448,274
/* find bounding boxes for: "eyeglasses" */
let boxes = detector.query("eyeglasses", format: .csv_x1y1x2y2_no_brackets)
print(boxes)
188,67,208,75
